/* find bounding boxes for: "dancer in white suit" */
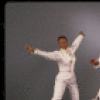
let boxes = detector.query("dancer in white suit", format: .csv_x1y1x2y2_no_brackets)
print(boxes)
90,56,100,100
26,31,85,100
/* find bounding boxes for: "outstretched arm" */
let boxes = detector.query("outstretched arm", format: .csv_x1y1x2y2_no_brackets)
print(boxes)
90,56,100,69
71,31,85,54
26,45,60,61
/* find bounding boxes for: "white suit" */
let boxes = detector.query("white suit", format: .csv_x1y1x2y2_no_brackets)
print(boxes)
92,57,100,100
32,34,84,100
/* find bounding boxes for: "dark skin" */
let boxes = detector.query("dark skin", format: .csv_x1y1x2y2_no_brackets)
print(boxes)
90,58,99,66
26,31,85,53
58,38,68,49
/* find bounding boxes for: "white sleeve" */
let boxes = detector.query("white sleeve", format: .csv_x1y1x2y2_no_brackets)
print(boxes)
93,57,100,69
32,48,60,61
97,89,100,97
71,35,84,54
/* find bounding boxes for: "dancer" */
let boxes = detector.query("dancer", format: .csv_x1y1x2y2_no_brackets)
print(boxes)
90,56,100,100
26,31,85,100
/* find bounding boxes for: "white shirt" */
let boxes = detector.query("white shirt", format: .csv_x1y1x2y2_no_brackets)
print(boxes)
33,34,84,79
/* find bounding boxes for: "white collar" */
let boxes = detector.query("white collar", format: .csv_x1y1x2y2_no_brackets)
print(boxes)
60,47,72,55
60,48,69,51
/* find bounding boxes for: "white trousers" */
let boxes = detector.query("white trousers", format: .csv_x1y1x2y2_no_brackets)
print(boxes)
51,75,79,100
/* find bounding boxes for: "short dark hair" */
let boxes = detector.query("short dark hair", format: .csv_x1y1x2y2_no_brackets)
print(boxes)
58,35,68,41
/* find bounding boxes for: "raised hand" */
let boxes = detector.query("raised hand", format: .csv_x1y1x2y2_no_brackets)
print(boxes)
90,58,99,66
79,31,85,37
26,45,34,53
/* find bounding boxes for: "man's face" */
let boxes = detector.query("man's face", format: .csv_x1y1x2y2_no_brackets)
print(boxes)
58,38,68,49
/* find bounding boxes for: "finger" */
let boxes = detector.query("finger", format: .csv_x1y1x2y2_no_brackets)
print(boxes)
80,31,83,34
24,45,28,50
90,58,95,61
90,59,94,62
25,46,29,49
26,45,31,51
25,45,29,48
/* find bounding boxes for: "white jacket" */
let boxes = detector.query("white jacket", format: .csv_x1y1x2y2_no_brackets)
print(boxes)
33,35,84,79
